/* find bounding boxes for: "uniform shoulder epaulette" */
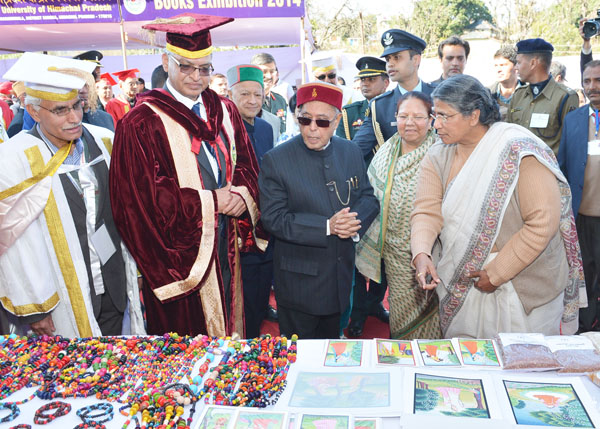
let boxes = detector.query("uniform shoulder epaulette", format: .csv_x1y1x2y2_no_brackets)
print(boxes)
372,89,393,102
342,100,364,111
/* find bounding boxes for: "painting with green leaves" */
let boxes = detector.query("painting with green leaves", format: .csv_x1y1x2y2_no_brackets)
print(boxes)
504,380,594,427
413,373,490,418
324,340,363,367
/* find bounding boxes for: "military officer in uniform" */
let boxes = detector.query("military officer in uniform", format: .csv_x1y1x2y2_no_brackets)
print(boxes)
336,56,389,140
507,38,578,155
353,29,436,164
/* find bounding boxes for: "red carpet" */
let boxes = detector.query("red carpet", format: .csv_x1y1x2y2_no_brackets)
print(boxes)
260,289,390,339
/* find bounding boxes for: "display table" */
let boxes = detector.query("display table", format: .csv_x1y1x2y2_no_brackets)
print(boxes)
1,338,600,428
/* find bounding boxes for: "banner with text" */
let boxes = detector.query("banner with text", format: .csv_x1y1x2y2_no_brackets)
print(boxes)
0,0,304,25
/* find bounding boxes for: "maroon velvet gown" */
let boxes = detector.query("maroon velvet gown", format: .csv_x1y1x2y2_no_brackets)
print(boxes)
109,88,264,336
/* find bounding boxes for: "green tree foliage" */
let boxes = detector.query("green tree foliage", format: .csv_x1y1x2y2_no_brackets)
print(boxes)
529,399,593,427
409,0,493,47
414,388,440,411
440,408,490,418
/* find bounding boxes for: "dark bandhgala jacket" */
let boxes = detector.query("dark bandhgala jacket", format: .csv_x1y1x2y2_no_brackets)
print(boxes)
259,135,379,315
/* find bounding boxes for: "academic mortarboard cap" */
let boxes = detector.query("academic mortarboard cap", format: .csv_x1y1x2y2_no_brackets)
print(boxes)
311,56,337,77
226,65,264,88
380,29,427,57
99,73,117,86
142,13,233,59
112,68,140,82
73,50,103,65
516,38,554,54
296,82,343,110
0,81,12,95
355,56,387,78
3,52,95,102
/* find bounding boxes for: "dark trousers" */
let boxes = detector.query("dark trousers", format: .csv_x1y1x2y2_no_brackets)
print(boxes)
97,291,124,336
577,214,600,331
278,304,340,339
350,261,387,324
241,258,273,338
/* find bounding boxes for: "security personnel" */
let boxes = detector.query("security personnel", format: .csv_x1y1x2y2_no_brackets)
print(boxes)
353,29,435,164
507,38,578,155
336,56,389,140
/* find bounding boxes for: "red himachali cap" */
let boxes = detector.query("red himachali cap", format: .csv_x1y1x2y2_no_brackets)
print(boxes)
142,13,234,59
111,68,140,82
99,73,117,86
296,82,343,111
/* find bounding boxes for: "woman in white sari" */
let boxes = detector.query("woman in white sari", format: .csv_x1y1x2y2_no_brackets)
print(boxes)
411,75,585,338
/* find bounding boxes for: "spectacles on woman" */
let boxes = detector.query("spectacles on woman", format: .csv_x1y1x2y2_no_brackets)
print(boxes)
169,55,214,76
430,112,460,123
396,114,429,123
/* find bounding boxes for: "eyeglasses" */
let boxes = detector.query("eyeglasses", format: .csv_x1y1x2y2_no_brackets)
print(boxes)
316,72,337,81
430,112,460,123
397,115,430,123
169,55,214,76
38,99,83,116
297,116,335,128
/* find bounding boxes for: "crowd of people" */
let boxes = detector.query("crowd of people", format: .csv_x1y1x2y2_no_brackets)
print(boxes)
0,12,598,341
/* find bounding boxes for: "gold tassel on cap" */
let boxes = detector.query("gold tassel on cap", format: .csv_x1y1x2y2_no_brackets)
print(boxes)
140,16,195,47
48,67,98,113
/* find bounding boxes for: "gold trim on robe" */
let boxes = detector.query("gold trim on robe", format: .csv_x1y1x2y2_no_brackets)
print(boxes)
25,146,93,337
143,102,226,337
0,293,59,316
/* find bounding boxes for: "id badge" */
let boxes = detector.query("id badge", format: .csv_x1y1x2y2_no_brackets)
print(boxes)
530,113,549,128
588,140,600,156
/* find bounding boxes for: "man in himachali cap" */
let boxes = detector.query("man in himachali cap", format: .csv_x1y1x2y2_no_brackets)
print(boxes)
0,52,144,338
257,80,379,339
226,64,277,339
104,68,140,125
108,13,268,338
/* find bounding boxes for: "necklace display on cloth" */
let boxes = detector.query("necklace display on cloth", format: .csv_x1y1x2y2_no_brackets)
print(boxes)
8,424,31,429
33,401,71,424
76,402,114,424
0,402,19,423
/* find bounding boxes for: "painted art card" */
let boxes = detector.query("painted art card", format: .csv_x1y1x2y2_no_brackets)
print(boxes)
503,380,595,427
354,417,382,428
413,372,490,418
233,408,288,429
416,339,461,366
375,339,415,366
456,339,501,367
324,340,363,367
297,414,350,429
281,369,404,416
194,405,236,429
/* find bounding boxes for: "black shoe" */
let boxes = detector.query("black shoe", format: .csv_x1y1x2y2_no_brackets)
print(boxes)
266,305,278,321
348,319,364,337
370,304,390,324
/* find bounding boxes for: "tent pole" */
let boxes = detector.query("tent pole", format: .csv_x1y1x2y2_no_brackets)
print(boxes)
300,17,306,84
116,0,128,69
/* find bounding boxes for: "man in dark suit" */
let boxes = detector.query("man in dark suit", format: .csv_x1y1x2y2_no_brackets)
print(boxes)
227,64,275,338
259,82,379,339
559,59,600,332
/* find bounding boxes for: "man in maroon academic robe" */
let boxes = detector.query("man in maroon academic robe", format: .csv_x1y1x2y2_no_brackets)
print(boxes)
109,13,267,337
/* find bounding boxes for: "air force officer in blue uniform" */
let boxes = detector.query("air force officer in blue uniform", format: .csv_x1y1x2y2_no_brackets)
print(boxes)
353,29,436,164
